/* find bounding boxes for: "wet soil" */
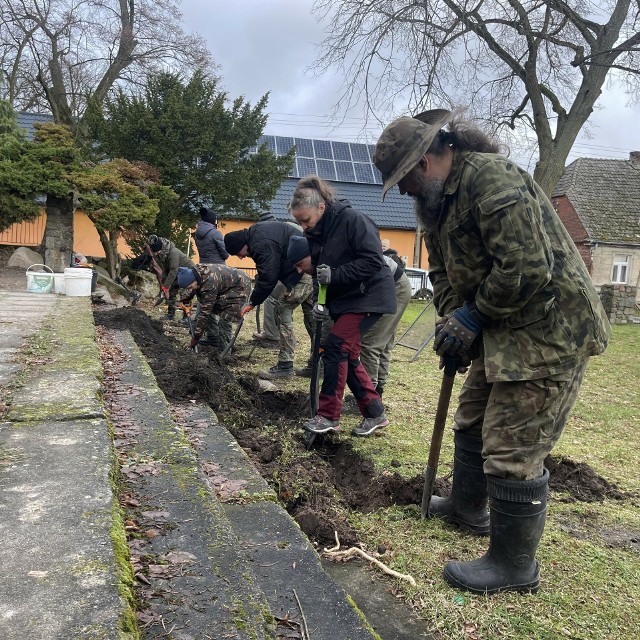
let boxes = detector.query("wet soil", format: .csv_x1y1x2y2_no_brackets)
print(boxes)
94,306,633,548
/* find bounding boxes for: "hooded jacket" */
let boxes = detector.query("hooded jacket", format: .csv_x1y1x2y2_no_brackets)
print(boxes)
155,238,195,289
305,199,396,316
244,221,304,306
194,220,229,264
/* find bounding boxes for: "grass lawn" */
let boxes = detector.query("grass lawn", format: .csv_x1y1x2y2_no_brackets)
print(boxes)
236,301,640,639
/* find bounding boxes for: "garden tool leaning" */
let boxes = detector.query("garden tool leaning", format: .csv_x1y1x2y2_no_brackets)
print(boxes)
421,356,458,519
304,283,327,450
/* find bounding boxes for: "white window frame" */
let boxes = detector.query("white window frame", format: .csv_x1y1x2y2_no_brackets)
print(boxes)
611,254,630,284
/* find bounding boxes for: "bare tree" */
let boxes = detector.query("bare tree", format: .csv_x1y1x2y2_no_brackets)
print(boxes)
0,0,213,270
1,0,213,124
313,0,640,195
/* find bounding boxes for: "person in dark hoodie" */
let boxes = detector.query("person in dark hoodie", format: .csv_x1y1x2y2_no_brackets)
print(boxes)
289,175,397,437
194,207,228,264
193,207,230,347
224,220,314,379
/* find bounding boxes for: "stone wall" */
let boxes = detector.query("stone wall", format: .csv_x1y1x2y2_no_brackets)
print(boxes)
599,284,640,324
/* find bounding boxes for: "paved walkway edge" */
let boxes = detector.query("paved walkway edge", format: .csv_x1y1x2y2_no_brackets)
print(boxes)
0,295,136,640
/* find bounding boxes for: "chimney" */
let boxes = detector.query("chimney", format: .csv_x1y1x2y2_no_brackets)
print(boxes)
630,151,640,167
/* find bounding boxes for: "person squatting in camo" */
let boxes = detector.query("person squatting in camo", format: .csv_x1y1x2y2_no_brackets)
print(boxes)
288,176,397,437
374,109,610,594
223,220,314,380
177,264,251,352
148,235,195,321
193,207,231,347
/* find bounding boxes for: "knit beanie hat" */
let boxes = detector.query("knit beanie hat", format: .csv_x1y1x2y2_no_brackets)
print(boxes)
224,229,249,255
148,234,163,253
199,207,218,225
287,235,310,265
177,267,198,288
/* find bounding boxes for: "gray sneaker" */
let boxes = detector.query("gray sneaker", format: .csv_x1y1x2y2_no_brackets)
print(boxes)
258,362,294,379
303,415,340,434
351,413,389,437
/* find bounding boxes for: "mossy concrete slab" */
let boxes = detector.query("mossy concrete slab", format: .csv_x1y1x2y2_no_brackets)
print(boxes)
7,296,103,422
177,403,276,501
0,417,129,639
224,501,376,640
8,369,103,422
112,331,276,638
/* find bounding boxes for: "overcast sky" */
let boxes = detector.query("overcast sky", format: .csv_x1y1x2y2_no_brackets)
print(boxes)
179,0,640,172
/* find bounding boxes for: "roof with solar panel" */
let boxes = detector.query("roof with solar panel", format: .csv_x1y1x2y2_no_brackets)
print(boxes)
250,134,417,230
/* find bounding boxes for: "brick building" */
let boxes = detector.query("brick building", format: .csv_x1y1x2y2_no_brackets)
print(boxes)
552,152,640,307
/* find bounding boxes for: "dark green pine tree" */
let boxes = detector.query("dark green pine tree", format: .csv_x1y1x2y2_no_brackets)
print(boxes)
87,71,294,239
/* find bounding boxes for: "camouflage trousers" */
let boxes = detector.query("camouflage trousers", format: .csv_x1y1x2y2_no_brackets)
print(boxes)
454,343,589,480
272,277,314,363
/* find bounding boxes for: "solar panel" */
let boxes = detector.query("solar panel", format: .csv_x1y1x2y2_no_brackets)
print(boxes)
316,159,337,181
335,161,356,182
247,132,380,184
258,135,276,154
332,141,352,161
276,136,295,155
313,139,333,159
295,138,315,157
350,143,370,163
296,157,316,177
354,162,374,183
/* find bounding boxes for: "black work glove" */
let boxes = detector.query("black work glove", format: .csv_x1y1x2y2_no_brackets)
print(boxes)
433,302,487,358
312,302,329,322
316,264,332,285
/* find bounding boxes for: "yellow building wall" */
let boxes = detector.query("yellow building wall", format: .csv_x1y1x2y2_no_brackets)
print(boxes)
3,213,429,270
0,210,132,258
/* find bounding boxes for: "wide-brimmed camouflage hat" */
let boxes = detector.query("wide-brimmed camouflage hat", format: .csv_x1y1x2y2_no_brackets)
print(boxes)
374,109,451,200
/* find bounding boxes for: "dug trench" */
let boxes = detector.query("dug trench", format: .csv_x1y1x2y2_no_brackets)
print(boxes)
95,307,633,534
94,307,637,627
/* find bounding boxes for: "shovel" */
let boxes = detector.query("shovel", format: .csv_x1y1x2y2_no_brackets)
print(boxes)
303,283,327,450
421,356,458,519
220,316,244,361
179,302,198,353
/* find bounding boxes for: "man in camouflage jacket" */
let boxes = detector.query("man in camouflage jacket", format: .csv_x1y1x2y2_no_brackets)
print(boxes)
177,264,251,352
148,235,195,320
374,111,610,596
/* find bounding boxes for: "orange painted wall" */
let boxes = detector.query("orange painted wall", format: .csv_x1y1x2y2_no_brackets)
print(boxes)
0,210,132,257
3,212,429,270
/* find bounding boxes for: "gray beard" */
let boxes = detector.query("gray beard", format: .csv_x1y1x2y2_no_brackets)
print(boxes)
413,177,446,229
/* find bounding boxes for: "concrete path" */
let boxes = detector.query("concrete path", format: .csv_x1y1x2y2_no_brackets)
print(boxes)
0,289,379,639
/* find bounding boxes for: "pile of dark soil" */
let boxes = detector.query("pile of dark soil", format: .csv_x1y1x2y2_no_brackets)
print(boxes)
94,307,629,545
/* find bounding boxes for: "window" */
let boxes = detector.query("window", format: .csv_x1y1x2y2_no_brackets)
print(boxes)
611,255,630,284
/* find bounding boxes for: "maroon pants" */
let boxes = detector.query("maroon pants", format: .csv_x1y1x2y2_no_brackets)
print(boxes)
318,312,384,421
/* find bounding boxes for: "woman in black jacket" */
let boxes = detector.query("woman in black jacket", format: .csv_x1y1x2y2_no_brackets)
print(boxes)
290,175,396,437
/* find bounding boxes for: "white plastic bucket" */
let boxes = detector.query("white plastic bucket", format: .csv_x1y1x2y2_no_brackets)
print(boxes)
64,267,93,296
53,273,66,294
26,264,54,294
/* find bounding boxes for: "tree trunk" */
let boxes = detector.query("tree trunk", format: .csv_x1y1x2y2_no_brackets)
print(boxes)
43,194,74,272
97,228,120,279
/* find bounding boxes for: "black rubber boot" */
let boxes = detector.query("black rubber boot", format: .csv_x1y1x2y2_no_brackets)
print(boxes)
429,431,489,535
443,469,549,594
